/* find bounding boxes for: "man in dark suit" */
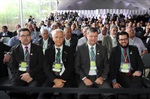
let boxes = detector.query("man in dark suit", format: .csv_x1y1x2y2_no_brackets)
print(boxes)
63,27,78,53
9,28,45,99
75,27,114,99
38,29,54,54
38,29,75,99
0,42,11,78
0,25,13,38
109,32,144,99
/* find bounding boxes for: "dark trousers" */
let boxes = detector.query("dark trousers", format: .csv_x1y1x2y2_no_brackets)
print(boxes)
38,80,75,99
8,77,43,99
77,75,114,99
117,72,143,99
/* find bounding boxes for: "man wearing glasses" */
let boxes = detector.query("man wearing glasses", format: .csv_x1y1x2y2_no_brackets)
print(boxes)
109,32,144,99
9,28,45,99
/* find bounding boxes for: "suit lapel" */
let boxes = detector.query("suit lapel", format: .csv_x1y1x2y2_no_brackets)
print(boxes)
129,46,133,64
51,46,55,63
96,44,100,68
41,39,44,46
29,44,34,66
108,36,112,49
18,45,24,61
116,46,121,66
84,44,90,69
62,46,67,64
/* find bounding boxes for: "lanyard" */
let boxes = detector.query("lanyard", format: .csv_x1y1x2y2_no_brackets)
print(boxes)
121,49,128,63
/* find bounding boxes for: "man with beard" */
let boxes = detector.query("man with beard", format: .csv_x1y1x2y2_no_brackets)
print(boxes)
109,32,144,99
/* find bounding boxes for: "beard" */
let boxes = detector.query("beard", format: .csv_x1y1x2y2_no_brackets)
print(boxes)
118,43,129,48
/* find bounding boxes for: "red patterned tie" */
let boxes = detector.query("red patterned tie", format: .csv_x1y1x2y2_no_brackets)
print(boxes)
124,48,129,63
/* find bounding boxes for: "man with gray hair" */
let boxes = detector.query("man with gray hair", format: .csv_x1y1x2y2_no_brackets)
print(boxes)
38,28,53,54
38,29,75,99
126,27,148,56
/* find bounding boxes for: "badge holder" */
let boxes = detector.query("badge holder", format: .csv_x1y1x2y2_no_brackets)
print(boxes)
52,62,62,73
120,62,130,73
19,61,28,72
89,61,97,75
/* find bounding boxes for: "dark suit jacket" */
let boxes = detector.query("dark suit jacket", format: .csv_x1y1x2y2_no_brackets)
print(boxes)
63,37,78,53
109,45,144,81
10,43,45,81
75,43,109,80
38,37,54,48
0,31,13,38
44,45,75,85
0,42,11,77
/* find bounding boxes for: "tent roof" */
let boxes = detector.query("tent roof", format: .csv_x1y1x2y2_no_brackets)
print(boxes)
57,0,150,10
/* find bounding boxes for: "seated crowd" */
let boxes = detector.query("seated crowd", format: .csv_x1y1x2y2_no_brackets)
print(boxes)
0,12,150,99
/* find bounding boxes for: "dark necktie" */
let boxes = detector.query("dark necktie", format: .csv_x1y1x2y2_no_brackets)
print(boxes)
124,48,131,76
25,46,30,72
56,48,61,63
90,47,95,61
54,48,61,76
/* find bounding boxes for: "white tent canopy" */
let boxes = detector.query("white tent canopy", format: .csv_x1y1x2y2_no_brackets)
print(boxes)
57,0,150,10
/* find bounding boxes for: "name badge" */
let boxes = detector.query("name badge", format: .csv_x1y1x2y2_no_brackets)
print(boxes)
52,62,62,72
19,61,28,72
120,63,130,73
90,61,97,70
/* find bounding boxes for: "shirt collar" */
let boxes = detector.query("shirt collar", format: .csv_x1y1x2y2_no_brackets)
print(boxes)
65,38,71,41
22,43,31,50
55,45,63,52
43,38,48,42
87,43,96,51
110,35,116,40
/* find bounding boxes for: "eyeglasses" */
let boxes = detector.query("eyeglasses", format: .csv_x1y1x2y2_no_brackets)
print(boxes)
20,34,31,37
118,38,128,41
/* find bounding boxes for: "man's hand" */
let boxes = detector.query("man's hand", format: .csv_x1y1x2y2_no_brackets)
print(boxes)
132,71,141,77
53,79,66,88
83,78,93,86
3,54,11,63
95,77,104,85
112,82,121,88
20,73,33,83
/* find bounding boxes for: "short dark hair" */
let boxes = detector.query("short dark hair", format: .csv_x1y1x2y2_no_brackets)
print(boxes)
2,26,8,29
116,32,129,40
87,27,98,34
18,28,31,36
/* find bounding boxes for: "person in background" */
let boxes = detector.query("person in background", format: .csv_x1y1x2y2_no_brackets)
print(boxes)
126,27,148,56
13,24,21,36
0,25,13,39
102,25,118,58
77,26,89,46
63,27,78,53
38,29,54,54
8,30,20,47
